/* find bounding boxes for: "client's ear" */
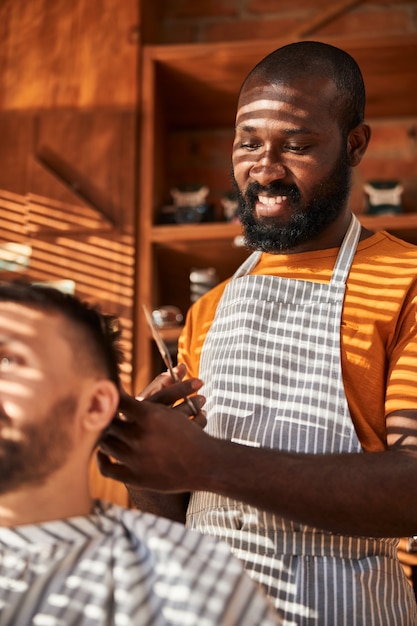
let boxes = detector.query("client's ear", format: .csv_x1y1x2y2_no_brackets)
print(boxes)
83,380,119,433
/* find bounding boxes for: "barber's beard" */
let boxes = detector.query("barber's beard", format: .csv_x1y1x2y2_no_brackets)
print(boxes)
233,151,352,253
0,394,77,494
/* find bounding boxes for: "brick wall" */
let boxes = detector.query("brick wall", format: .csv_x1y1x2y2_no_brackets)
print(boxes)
155,0,417,45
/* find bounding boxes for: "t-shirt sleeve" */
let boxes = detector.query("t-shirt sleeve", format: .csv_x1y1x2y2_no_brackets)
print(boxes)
385,283,417,415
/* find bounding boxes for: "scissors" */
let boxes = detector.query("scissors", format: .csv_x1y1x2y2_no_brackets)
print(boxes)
142,305,198,416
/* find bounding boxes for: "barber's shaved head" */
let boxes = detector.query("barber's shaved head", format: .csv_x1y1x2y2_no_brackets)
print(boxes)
241,40,366,136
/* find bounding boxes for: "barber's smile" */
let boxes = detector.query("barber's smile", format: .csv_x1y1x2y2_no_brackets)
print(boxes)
256,194,289,217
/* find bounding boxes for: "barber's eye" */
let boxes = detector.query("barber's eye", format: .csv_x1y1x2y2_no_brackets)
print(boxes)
286,144,310,153
243,143,260,151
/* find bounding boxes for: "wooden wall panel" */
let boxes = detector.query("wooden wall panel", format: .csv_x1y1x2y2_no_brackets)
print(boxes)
0,0,139,110
0,111,136,230
32,110,136,232
0,113,33,193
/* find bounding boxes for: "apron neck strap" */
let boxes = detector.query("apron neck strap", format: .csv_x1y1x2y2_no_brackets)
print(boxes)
330,213,361,285
232,213,361,283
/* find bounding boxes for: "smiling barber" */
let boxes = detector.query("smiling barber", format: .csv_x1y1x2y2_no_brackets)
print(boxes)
99,41,417,626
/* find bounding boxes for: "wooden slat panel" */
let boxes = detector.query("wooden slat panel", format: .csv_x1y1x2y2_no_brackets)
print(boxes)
0,189,28,243
0,187,135,381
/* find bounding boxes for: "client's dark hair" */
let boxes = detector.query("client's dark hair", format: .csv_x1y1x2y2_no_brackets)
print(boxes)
0,280,123,387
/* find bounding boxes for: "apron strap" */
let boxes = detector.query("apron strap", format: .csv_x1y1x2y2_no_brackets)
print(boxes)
232,250,262,279
232,213,361,285
330,213,361,285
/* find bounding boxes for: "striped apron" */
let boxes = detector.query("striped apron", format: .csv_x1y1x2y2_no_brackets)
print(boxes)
186,214,417,625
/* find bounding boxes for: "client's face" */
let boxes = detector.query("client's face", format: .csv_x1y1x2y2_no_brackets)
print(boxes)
0,303,79,492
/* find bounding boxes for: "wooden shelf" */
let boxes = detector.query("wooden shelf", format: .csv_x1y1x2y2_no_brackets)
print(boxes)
151,213,417,245
357,213,417,231
152,222,242,243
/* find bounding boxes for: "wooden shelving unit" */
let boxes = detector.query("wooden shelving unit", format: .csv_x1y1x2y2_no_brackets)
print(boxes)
151,213,417,244
133,33,417,392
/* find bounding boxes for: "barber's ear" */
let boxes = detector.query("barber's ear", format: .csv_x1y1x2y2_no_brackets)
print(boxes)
347,123,371,166
83,380,119,433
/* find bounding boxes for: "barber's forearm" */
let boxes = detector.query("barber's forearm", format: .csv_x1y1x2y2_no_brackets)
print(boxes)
193,438,417,537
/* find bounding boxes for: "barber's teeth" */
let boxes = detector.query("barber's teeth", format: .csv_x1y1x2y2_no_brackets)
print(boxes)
258,195,285,205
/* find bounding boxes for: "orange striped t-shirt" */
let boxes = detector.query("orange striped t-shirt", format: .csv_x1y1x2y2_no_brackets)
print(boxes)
178,230,417,452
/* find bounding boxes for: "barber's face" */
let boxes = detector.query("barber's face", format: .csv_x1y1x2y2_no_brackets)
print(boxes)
0,303,82,492
232,75,352,253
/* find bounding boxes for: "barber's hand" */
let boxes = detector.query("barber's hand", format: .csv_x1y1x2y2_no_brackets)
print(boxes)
135,365,206,427
97,388,209,492
136,362,189,400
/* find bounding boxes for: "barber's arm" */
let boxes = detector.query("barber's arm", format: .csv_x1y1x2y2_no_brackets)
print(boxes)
99,400,417,536
191,408,417,537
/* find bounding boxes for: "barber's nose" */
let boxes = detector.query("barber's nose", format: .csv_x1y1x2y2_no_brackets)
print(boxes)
249,152,286,186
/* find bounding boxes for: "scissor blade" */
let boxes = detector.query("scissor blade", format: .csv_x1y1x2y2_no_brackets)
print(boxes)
142,305,177,379
142,304,197,416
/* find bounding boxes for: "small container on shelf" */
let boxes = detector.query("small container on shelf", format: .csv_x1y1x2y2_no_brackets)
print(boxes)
363,179,403,215
159,184,214,224
151,306,184,348
190,267,219,303
152,305,183,328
